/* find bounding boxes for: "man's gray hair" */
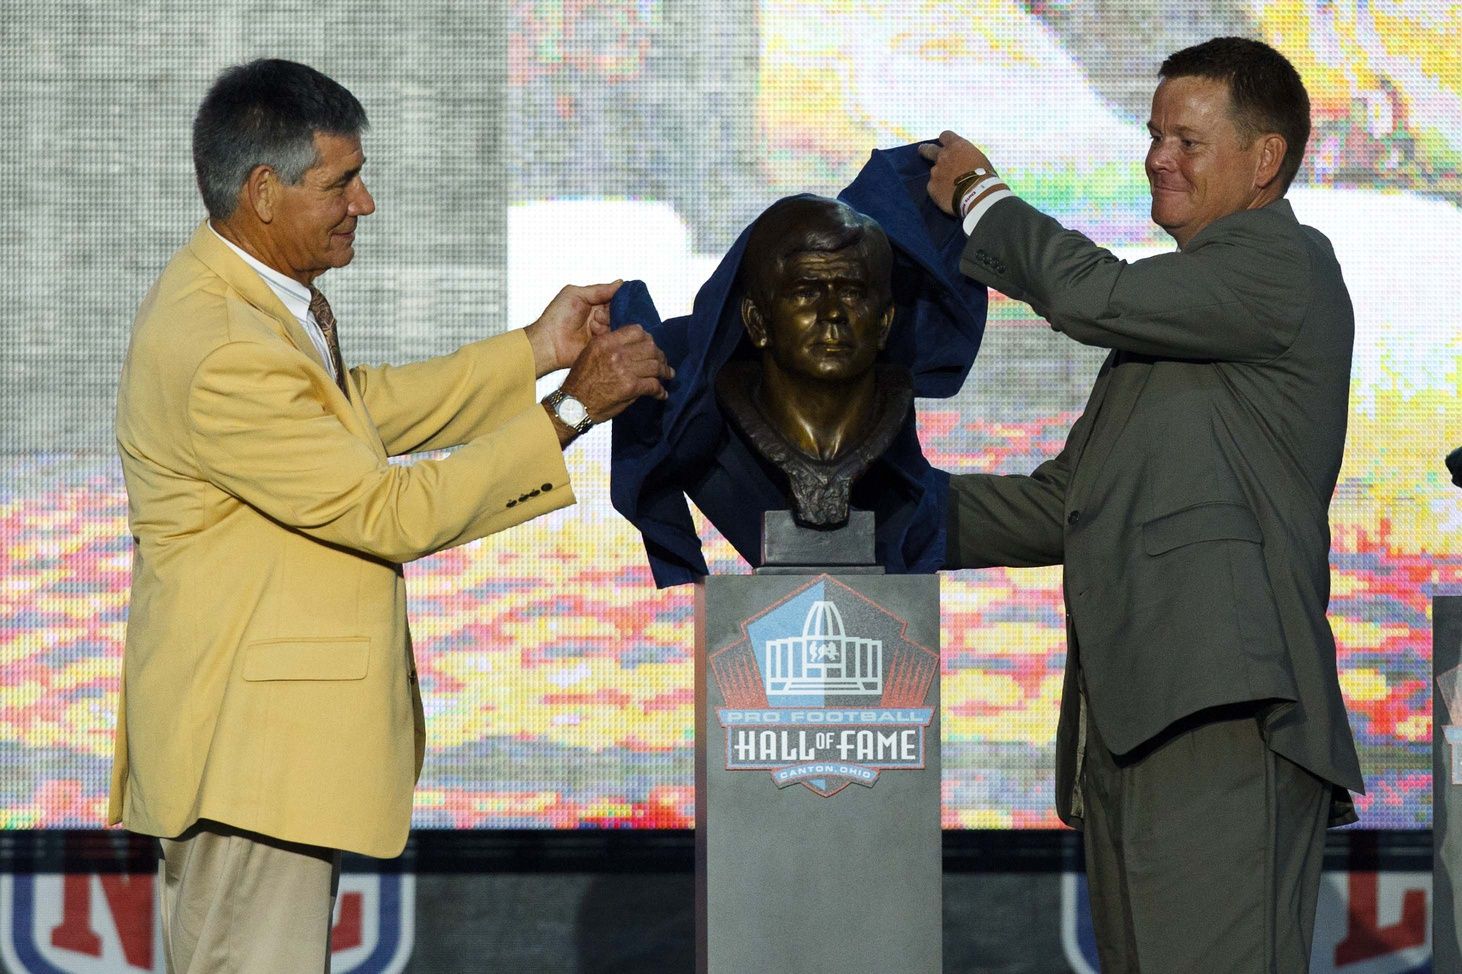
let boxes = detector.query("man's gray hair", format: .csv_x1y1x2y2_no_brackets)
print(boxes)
192,59,368,219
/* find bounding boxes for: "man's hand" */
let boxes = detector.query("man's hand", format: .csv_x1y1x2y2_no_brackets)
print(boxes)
919,131,997,216
524,281,621,378
546,325,673,446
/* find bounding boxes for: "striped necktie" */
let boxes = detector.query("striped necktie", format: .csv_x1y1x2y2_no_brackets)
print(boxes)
307,285,350,397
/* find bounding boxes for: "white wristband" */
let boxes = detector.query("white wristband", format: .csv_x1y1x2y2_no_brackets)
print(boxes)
962,187,1014,235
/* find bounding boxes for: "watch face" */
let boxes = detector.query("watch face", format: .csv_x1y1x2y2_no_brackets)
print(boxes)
558,396,588,427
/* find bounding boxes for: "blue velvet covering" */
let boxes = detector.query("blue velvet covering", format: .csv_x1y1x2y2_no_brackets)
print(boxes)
608,143,988,587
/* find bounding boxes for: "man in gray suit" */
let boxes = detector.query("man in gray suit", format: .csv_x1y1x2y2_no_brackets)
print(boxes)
921,37,1362,972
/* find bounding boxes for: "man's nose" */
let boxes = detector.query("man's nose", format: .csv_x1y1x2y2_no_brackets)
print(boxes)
350,180,377,217
819,289,848,322
1146,141,1174,174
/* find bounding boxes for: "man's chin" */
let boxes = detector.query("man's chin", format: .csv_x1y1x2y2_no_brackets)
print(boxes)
1150,206,1183,238
797,363,870,384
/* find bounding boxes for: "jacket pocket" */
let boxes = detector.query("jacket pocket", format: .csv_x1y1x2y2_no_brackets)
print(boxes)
1141,502,1263,556
242,637,370,681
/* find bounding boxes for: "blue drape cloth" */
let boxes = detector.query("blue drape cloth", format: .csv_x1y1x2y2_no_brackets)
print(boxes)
608,142,988,587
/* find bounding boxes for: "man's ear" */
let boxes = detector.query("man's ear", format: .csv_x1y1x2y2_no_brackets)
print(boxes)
742,296,768,348
876,303,895,350
243,164,279,224
1254,133,1287,191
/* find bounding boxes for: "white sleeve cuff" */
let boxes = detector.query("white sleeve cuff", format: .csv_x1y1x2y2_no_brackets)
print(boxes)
962,188,1015,236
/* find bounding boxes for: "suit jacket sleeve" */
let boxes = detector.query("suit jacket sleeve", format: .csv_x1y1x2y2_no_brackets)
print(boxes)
945,389,1107,570
962,197,1310,362
946,457,1067,569
350,329,540,457
186,337,571,564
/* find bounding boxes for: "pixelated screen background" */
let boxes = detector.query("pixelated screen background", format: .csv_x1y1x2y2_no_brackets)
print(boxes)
2,1,1459,830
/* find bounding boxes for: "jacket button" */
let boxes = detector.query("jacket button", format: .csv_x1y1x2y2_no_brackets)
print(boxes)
529,489,541,497
1067,510,1080,525
541,483,553,492
506,499,517,508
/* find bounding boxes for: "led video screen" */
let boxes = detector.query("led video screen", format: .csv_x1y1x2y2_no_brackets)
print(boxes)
2,0,1459,830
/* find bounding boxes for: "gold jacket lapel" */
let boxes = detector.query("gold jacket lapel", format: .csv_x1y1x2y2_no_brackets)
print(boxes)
185,221,335,377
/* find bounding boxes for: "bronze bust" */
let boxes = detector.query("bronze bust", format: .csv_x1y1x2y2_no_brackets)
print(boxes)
715,197,912,527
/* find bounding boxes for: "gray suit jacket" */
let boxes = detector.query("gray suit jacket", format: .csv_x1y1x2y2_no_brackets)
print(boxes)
947,196,1363,827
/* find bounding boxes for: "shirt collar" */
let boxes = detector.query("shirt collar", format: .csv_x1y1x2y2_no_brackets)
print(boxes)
207,222,313,326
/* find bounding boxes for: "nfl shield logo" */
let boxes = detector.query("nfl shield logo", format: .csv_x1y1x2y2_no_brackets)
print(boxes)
0,870,413,973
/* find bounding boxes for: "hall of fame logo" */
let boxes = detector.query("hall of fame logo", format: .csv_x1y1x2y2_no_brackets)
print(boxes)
710,575,937,797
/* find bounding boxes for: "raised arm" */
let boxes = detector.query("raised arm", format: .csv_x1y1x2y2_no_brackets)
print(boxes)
351,330,540,457
189,339,572,564
354,282,629,456
963,197,1310,362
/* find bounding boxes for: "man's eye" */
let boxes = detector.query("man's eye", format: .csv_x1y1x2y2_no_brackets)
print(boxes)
841,287,865,299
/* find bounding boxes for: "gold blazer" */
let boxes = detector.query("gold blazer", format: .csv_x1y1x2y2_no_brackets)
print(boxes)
111,223,573,857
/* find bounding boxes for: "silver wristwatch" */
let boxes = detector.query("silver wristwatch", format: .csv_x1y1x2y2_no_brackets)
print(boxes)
544,387,593,435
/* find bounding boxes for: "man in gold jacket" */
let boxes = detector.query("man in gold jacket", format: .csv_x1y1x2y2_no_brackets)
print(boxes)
111,58,670,971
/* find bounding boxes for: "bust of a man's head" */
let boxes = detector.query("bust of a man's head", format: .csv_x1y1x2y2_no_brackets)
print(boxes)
739,197,895,400
717,196,912,527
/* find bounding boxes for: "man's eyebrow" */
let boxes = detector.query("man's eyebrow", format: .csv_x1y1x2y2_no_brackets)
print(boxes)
788,274,867,289
1147,123,1204,139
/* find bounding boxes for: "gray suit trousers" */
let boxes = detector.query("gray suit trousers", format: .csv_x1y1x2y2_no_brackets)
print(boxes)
1080,699,1331,973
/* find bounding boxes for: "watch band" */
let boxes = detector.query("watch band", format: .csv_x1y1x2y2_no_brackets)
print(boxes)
544,387,594,435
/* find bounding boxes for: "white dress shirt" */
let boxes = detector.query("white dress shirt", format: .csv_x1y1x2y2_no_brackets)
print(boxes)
208,223,337,378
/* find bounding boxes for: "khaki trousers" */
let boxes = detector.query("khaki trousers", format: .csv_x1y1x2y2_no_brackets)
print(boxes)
158,821,342,974
1080,701,1332,973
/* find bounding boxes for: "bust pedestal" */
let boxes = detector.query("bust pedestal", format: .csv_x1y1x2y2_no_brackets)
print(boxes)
695,511,942,973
